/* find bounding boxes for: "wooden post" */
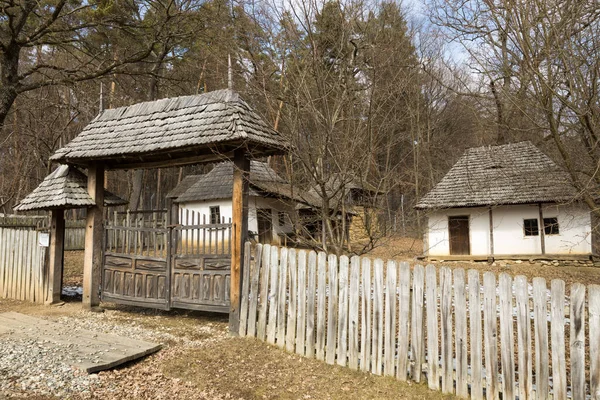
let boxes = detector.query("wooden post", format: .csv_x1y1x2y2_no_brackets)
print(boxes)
538,203,546,255
488,207,494,256
46,209,65,304
83,163,105,310
229,149,250,333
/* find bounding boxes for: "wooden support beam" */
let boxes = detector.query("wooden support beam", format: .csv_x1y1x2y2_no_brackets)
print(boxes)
230,149,250,333
47,209,65,304
83,163,105,310
489,207,494,256
539,203,546,255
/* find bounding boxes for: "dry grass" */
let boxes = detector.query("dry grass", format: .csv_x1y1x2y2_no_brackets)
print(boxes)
163,337,453,400
63,250,84,286
0,299,452,400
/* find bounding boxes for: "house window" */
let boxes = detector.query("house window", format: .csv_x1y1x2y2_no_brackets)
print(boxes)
524,218,539,236
209,206,220,224
543,217,559,235
278,211,287,227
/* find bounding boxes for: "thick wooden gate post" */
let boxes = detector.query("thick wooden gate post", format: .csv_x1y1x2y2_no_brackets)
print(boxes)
230,150,250,333
83,163,105,310
47,209,65,304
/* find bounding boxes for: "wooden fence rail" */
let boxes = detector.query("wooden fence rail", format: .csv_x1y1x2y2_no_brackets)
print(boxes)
239,243,600,400
0,226,49,303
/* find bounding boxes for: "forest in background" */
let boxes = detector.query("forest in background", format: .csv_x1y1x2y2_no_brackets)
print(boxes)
0,0,598,252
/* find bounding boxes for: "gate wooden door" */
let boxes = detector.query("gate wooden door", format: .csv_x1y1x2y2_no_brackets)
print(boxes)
449,216,470,255
101,211,232,313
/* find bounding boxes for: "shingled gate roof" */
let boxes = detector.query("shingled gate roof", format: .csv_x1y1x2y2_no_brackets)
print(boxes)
415,141,578,209
50,89,287,169
14,165,127,211
174,161,319,207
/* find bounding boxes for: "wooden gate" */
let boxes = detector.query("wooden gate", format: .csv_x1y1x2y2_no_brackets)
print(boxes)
101,210,232,313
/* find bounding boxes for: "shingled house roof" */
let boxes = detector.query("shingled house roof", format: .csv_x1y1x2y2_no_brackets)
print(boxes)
415,141,578,210
174,161,319,207
50,89,287,168
14,165,127,211
166,175,202,199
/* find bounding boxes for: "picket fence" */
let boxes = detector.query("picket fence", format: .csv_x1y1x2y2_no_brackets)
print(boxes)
0,226,50,303
239,243,600,400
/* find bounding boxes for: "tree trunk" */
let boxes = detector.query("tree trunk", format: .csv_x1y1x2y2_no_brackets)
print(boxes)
129,169,144,211
0,43,21,127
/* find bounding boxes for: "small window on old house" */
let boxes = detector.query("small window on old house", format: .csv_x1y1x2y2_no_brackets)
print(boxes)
278,211,287,227
524,218,539,236
543,217,559,235
210,206,221,224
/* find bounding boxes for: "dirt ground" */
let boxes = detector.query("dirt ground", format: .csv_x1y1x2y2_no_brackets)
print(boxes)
0,299,453,400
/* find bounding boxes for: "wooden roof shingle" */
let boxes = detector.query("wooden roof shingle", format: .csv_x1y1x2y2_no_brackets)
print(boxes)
415,141,578,209
50,89,287,168
14,165,127,211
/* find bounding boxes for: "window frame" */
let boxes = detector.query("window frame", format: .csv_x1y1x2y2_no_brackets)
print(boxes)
523,218,539,237
209,206,221,225
543,217,560,235
278,211,287,227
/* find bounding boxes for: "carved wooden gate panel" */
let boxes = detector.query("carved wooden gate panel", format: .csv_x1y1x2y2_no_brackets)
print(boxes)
101,211,231,313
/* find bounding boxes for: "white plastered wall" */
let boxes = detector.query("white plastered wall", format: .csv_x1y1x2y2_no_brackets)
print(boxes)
425,203,592,256
179,196,295,245
426,207,490,256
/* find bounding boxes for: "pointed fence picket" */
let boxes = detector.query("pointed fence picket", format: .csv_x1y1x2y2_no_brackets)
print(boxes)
239,243,600,400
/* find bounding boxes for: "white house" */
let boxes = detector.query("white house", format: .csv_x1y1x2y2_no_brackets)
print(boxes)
168,161,305,245
416,141,594,259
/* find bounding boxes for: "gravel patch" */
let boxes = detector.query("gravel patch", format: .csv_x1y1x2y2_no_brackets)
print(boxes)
0,337,96,398
0,309,228,399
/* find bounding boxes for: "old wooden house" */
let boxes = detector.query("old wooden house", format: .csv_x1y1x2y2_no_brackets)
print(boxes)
416,141,593,259
168,161,305,245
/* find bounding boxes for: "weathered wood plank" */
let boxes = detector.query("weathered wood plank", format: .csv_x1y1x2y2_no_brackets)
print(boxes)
348,256,360,370
276,247,288,348
384,260,397,376
372,259,384,375
499,273,515,400
551,279,566,400
533,277,549,400
316,252,327,361
483,272,499,400
468,270,483,400
411,264,425,382
454,268,468,397
266,246,279,345
515,275,532,400
337,255,349,367
569,283,585,400
397,262,411,381
440,267,453,394
589,285,600,400
247,244,263,337
286,248,297,352
360,257,372,373
238,241,252,336
306,251,317,358
326,254,338,365
296,250,307,356
257,244,271,341
426,264,439,390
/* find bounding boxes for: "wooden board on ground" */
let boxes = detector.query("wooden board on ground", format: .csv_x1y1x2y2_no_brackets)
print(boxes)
0,312,161,374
